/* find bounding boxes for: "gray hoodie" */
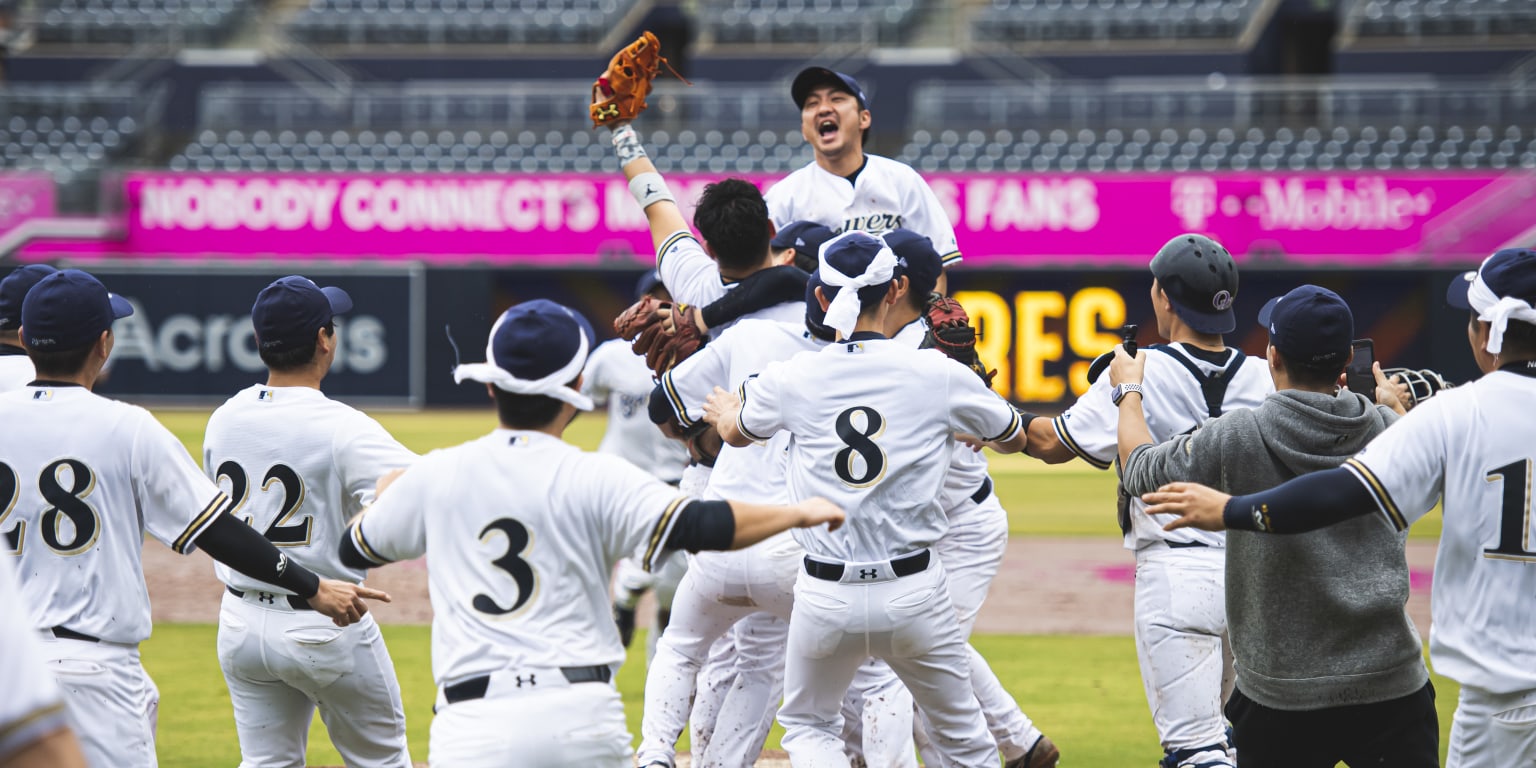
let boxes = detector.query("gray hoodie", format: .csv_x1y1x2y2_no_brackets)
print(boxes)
1121,389,1427,710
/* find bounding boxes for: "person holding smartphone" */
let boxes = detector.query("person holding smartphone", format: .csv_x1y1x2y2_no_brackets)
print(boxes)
1108,284,1432,767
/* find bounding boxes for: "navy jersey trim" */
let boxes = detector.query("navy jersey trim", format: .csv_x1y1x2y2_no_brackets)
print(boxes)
350,521,392,566
660,371,695,428
174,492,232,554
642,496,689,572
1051,415,1112,470
1343,458,1408,531
736,379,771,443
983,408,1023,444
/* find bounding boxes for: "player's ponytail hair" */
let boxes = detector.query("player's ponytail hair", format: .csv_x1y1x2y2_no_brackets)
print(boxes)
694,179,772,273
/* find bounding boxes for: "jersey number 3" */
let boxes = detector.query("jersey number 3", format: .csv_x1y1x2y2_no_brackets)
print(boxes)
473,518,537,617
0,460,102,556
835,406,889,488
217,461,312,546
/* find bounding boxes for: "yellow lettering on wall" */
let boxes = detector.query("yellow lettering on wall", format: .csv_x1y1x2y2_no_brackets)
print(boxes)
1067,287,1128,396
1015,292,1065,402
954,291,1011,397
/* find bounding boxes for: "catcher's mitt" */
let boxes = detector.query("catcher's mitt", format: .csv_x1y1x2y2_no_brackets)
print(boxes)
920,293,996,387
612,296,706,375
590,30,690,128
1382,367,1454,409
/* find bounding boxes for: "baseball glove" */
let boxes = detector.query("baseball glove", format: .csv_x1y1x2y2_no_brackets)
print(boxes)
920,293,996,387
590,30,689,128
612,296,706,375
1382,367,1454,409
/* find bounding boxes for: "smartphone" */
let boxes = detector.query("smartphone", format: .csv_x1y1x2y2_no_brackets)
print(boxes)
1346,339,1375,401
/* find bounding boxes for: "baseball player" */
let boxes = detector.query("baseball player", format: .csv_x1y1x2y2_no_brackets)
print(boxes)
1115,285,1436,766
705,231,1031,767
337,299,845,768
1145,247,1536,768
765,68,961,279
0,555,87,768
1021,234,1272,768
589,272,692,655
202,275,417,768
636,273,837,768
0,264,56,391
0,268,386,768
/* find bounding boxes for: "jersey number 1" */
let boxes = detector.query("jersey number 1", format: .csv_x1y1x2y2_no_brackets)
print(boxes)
0,460,102,556
217,461,312,546
1484,459,1536,561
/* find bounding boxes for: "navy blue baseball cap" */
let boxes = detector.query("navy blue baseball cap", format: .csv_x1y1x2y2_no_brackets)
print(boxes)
0,264,58,330
489,299,595,382
1258,285,1354,371
804,270,834,339
1447,248,1536,310
20,268,133,351
252,275,352,353
771,221,836,272
634,270,665,301
882,229,942,299
791,67,868,110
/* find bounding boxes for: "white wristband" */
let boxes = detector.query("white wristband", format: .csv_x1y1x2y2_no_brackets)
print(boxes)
629,172,675,210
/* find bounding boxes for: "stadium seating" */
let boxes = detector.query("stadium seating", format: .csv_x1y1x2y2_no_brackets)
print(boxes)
32,0,250,45
1350,0,1536,38
0,86,151,211
970,0,1261,44
285,0,636,46
697,0,921,46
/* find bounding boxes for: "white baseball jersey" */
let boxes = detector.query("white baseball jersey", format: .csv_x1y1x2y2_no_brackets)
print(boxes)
582,339,689,484
0,554,70,760
892,318,991,513
349,430,688,685
203,384,417,593
0,348,34,391
1053,343,1271,550
766,154,961,267
656,229,807,331
661,319,825,504
1344,363,1536,694
738,336,1021,561
0,385,228,644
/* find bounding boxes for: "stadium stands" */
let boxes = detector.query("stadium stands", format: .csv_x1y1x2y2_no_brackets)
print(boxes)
969,0,1263,44
32,0,250,45
285,0,637,46
0,85,158,210
697,0,922,46
1348,0,1536,39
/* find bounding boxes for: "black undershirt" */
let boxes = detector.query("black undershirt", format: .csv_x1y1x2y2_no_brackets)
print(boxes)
1176,343,1234,367
843,156,869,187
845,330,886,342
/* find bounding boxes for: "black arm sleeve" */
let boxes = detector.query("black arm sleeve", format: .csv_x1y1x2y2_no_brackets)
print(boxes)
1222,467,1380,534
700,266,810,329
664,500,736,552
193,513,322,598
338,528,375,571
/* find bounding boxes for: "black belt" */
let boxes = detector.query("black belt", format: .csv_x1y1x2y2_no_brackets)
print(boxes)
443,666,613,704
228,586,314,611
803,549,931,582
1166,540,1210,549
969,477,993,504
50,626,99,643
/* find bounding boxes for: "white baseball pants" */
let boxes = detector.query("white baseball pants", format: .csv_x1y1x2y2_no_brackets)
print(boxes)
1133,545,1234,756
39,633,158,768
779,557,993,768
1447,684,1536,767
429,678,631,767
217,589,410,768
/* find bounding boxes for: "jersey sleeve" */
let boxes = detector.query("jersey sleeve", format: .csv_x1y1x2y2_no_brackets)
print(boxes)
660,331,733,427
1051,373,1116,470
585,455,690,572
335,415,418,507
0,558,68,758
657,229,728,307
945,359,1022,442
736,360,790,444
580,343,613,407
348,455,433,565
1342,400,1448,532
132,412,232,554
904,169,961,266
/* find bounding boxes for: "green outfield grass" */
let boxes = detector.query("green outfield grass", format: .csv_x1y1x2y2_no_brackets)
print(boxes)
150,407,1445,539
144,625,1460,767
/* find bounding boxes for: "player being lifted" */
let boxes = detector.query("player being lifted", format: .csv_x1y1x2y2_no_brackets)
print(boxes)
203,275,417,768
1145,248,1536,768
0,269,386,768
339,299,845,768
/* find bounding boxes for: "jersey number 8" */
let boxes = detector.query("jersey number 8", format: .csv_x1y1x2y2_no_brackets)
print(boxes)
835,406,888,488
0,459,103,557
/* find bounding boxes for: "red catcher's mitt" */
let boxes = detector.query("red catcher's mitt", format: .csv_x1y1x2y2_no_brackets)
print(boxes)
920,293,997,387
590,30,690,128
612,296,705,375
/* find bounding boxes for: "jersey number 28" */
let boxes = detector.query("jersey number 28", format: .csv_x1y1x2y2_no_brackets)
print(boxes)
0,459,102,557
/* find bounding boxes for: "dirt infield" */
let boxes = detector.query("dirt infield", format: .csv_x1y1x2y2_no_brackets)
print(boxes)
144,536,1437,634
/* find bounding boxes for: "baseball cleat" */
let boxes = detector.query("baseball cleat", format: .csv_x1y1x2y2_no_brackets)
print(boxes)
1006,734,1060,768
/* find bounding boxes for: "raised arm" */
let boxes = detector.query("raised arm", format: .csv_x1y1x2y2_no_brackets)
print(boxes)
609,123,690,252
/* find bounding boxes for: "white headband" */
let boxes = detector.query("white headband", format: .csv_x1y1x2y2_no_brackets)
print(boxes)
452,312,595,411
1467,272,1536,355
818,231,899,338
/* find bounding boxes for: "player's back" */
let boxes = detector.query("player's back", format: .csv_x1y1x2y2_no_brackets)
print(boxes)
204,384,415,591
405,431,684,684
751,337,1018,561
0,350,34,391
0,385,223,644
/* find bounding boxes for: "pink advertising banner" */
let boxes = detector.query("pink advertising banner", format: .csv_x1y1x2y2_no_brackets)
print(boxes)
0,173,57,240
20,170,1536,266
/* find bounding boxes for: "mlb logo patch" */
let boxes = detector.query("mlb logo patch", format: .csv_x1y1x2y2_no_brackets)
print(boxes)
258,390,274,401
847,342,864,354
31,389,52,401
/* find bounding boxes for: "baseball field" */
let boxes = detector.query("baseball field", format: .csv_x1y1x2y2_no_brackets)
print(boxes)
144,407,1456,767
